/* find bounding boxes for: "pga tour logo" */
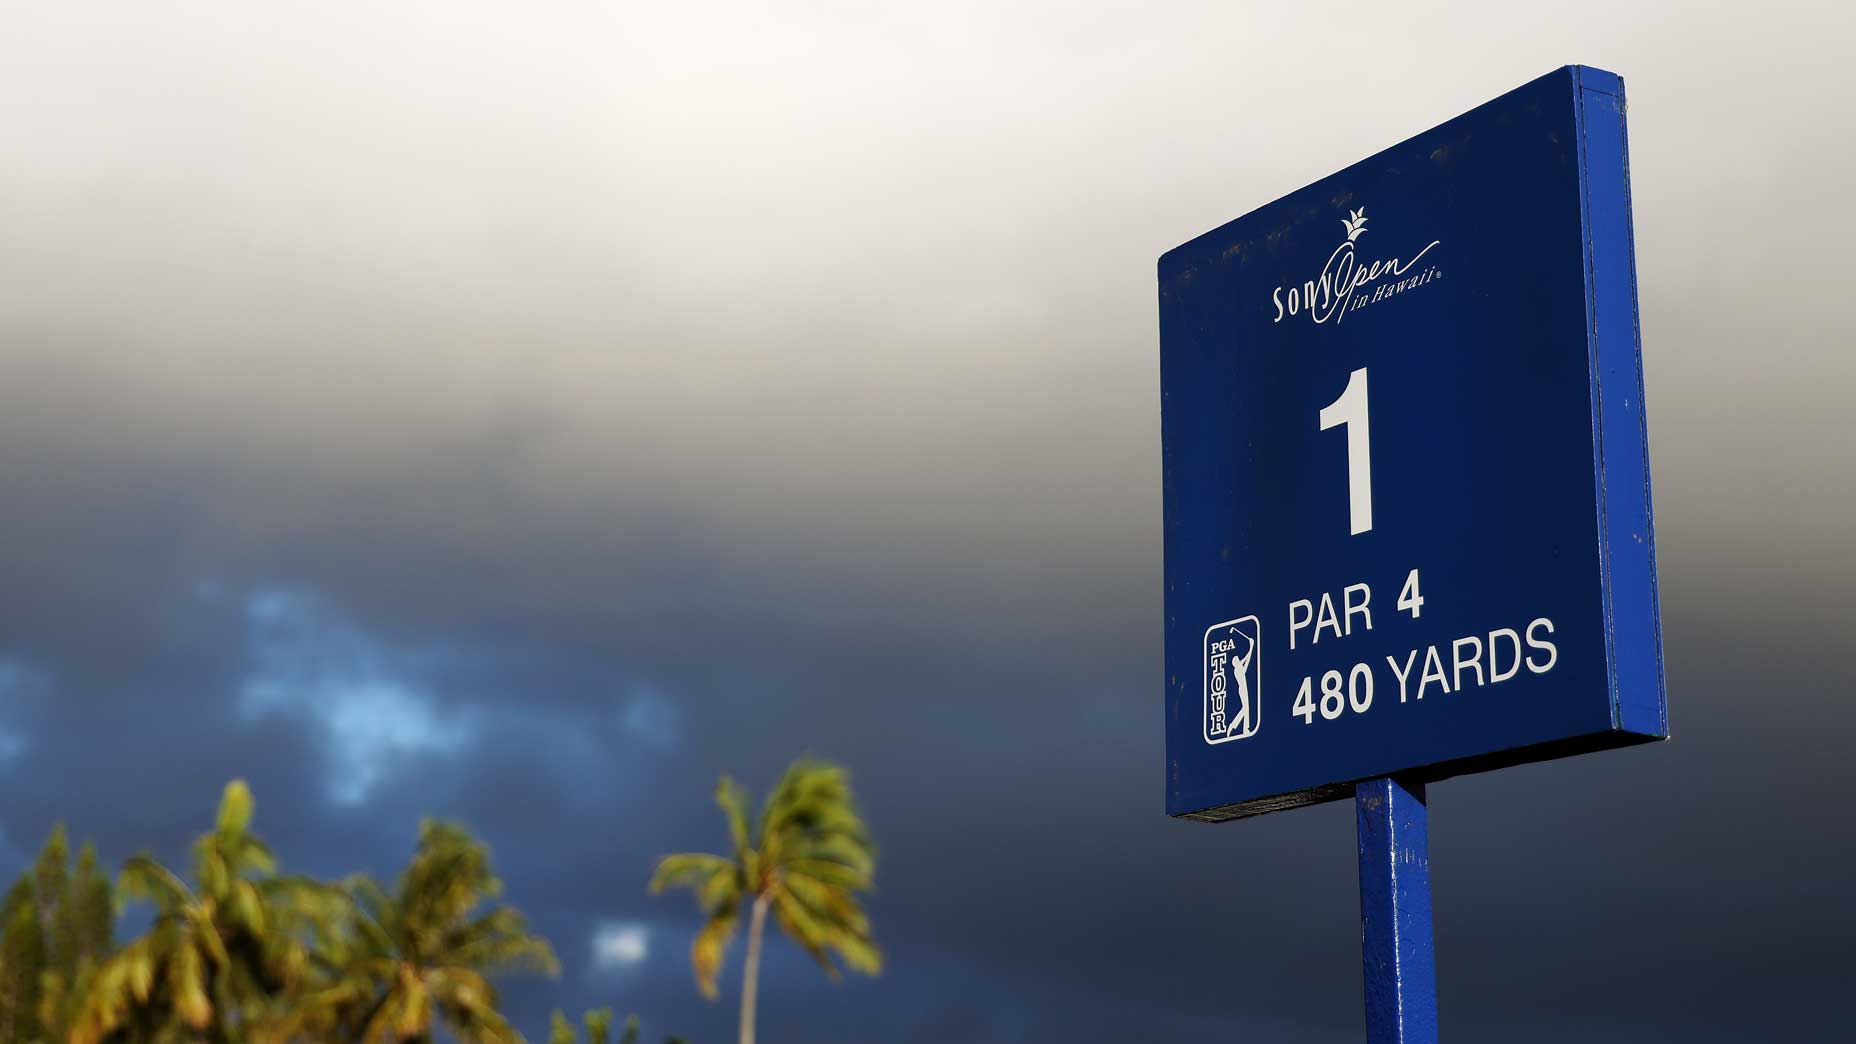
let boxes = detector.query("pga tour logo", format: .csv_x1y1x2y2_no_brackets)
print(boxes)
1204,616,1261,744
1270,206,1442,326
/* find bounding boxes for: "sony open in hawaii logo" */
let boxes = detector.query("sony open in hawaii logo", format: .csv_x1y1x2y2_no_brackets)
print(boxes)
1270,206,1442,326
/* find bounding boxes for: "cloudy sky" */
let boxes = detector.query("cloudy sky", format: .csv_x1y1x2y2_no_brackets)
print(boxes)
1,1,1852,1040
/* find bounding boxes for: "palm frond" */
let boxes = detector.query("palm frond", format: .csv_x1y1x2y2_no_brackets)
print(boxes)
649,852,735,895
716,777,755,861
115,856,193,913
783,857,873,891
689,900,739,999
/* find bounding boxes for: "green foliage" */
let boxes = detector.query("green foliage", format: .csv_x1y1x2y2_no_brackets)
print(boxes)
70,781,334,1044
548,1009,577,1044
301,818,560,1044
0,888,47,1041
652,756,882,1041
584,1007,613,1044
0,780,701,1044
544,1008,657,1044
0,824,115,1043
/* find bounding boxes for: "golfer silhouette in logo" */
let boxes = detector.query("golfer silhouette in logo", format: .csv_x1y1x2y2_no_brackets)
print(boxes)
1227,624,1256,737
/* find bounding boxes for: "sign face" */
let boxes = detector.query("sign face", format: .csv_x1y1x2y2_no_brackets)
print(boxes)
1160,66,1666,821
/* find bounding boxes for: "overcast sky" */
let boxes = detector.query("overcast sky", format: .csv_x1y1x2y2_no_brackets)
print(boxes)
1,1,1852,1041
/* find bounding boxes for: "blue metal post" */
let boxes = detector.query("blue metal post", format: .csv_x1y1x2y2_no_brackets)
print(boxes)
1356,776,1438,1044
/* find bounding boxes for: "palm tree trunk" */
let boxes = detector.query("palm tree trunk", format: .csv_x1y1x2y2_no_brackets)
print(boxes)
739,894,770,1044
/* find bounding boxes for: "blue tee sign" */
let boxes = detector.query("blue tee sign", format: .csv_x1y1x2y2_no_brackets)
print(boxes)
1160,66,1666,821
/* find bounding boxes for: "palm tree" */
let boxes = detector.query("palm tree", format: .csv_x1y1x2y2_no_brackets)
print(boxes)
651,757,881,1044
0,824,116,1044
72,780,329,1044
305,819,558,1044
546,1008,638,1044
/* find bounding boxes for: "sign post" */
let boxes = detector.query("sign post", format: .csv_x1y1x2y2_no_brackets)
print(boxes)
1356,777,1435,1044
1158,66,1665,1037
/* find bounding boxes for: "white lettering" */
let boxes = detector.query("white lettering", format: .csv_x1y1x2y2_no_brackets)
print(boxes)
1525,618,1558,674
1289,599,1313,650
1314,593,1342,644
1267,205,1442,327
1387,649,1419,703
1343,582,1373,635
1452,636,1485,691
1418,644,1449,699
1488,628,1522,683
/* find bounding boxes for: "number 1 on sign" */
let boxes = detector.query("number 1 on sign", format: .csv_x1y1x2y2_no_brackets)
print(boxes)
1319,367,1373,535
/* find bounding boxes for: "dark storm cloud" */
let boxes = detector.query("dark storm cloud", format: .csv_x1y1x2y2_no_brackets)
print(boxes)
2,1,1854,1041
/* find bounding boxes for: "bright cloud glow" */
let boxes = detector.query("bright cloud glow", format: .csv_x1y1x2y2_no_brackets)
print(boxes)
591,922,650,969
238,588,477,806
320,681,473,805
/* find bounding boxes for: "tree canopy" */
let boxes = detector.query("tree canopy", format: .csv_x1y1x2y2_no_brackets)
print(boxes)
0,782,679,1044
